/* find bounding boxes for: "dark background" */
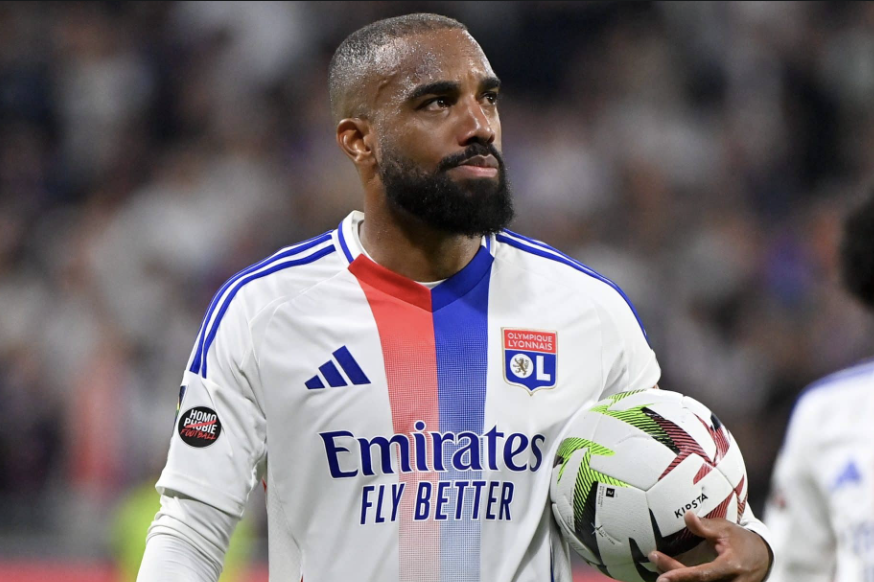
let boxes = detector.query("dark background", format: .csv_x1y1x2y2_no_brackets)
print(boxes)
1,1,872,579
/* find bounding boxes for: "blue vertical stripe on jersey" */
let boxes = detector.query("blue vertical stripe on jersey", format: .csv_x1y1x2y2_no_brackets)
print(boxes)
319,360,347,387
432,253,491,582
333,346,370,385
337,218,354,263
190,231,332,375
496,232,650,344
199,245,336,378
431,247,493,311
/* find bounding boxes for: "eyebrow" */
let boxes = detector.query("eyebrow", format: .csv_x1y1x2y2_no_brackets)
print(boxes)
406,76,502,102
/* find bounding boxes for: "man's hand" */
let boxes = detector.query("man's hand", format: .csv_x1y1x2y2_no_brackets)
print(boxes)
648,511,772,582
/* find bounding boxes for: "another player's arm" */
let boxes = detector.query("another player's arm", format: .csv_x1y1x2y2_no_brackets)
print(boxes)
761,396,835,582
595,288,773,581
139,295,268,582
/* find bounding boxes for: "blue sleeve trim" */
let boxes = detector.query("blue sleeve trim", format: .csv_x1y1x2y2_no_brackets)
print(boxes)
792,359,874,411
783,359,874,446
337,218,354,263
199,245,335,378
190,232,333,375
190,236,334,377
496,231,649,344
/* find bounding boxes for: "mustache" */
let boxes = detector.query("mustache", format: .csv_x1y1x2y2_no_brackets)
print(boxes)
437,142,504,172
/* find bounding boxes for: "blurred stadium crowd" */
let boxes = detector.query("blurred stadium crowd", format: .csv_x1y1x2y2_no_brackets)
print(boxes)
1,0,873,568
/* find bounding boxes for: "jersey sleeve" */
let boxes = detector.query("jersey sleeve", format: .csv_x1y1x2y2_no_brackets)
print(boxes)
595,286,661,398
139,492,237,582
764,397,835,582
156,295,267,518
138,532,221,582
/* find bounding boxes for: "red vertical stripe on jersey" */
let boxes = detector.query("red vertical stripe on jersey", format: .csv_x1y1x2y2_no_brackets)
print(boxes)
356,277,440,582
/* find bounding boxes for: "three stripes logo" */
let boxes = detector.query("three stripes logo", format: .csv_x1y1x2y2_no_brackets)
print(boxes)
306,346,370,389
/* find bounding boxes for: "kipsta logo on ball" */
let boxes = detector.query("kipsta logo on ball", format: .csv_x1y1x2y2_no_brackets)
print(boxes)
178,406,222,448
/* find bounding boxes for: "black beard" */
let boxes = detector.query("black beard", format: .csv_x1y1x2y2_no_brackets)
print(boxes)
378,141,514,237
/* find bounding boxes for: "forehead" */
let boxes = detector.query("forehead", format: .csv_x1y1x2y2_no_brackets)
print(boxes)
373,29,495,102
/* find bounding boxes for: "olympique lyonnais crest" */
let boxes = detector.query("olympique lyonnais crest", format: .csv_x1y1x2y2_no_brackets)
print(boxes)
503,329,557,393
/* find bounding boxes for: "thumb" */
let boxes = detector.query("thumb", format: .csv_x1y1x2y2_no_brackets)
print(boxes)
684,510,718,539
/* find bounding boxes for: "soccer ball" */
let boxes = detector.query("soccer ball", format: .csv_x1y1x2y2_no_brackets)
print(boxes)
550,389,748,582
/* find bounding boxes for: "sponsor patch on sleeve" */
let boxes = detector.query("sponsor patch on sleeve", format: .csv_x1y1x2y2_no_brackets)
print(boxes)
177,406,222,448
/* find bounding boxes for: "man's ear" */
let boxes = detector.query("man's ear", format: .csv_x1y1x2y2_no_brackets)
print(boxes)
336,118,376,167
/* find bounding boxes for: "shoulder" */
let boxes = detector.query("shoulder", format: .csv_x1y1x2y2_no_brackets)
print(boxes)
188,230,346,377
794,359,874,410
495,230,635,302
494,229,648,339
222,230,345,315
787,359,874,441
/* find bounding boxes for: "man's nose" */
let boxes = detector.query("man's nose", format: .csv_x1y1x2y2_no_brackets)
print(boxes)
457,97,496,146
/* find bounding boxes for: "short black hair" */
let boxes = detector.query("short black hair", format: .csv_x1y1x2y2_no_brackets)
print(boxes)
328,13,468,122
840,191,874,310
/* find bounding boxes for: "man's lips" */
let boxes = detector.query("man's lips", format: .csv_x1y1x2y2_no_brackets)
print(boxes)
449,165,498,178
448,154,499,177
458,154,499,169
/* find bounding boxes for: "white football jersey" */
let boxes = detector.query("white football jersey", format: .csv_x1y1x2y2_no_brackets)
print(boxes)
157,210,664,582
765,360,874,582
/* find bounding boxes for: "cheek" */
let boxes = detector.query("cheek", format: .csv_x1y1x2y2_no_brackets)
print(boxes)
399,124,454,166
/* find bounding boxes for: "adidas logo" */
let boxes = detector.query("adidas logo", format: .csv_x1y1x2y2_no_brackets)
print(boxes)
306,346,370,389
832,459,862,491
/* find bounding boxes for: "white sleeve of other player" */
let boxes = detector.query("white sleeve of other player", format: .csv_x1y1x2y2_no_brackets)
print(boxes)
158,294,267,517
596,285,661,398
764,398,835,582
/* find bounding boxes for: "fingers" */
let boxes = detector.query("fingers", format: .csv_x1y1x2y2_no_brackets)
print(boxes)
649,544,730,582
649,514,767,582
654,560,729,582
684,510,721,540
648,514,720,577
648,551,685,573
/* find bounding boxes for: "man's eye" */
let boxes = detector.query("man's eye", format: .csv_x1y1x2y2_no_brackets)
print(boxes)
484,92,499,104
423,97,449,110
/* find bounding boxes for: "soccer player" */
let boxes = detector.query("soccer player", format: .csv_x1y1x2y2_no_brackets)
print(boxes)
138,14,773,582
765,192,874,582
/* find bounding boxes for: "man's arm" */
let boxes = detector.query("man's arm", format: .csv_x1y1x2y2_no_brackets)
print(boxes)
640,392,773,581
140,290,267,578
596,287,773,581
138,492,239,582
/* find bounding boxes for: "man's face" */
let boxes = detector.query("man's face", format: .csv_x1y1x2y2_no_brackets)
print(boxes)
369,29,513,236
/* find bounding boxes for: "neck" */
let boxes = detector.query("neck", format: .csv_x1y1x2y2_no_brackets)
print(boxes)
359,202,482,282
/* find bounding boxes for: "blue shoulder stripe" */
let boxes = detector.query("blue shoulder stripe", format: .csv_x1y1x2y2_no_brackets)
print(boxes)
784,358,874,441
190,231,333,376
336,218,354,262
799,359,874,398
496,231,649,344
198,244,336,378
